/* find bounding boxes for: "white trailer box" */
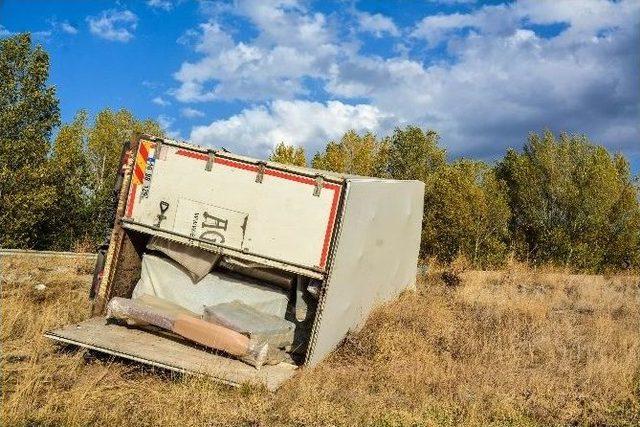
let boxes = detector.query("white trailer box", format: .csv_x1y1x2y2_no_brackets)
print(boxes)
46,135,424,390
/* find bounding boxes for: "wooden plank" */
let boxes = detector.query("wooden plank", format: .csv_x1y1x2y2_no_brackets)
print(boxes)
44,317,297,391
94,133,141,316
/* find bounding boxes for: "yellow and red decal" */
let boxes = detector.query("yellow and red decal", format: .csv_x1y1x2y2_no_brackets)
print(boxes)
125,140,156,218
132,140,156,186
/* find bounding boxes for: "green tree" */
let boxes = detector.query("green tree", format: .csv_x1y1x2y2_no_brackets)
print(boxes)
312,130,388,176
423,160,510,266
386,126,445,181
86,108,164,242
0,34,60,248
43,110,90,249
311,140,345,173
268,142,307,166
497,130,640,271
598,155,640,269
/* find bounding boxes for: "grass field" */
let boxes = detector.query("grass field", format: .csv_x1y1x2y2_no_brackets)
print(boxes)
1,254,639,426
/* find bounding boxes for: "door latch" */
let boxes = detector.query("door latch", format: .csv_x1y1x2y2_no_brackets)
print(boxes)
255,162,266,183
313,175,324,197
205,150,215,171
154,201,170,228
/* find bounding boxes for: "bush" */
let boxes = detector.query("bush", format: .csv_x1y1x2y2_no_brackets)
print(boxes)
496,130,640,271
423,160,510,267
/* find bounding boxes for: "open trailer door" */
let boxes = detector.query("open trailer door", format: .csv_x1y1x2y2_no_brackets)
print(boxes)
45,317,297,391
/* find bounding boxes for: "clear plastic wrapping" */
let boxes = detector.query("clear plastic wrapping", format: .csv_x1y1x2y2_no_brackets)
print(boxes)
106,296,283,369
107,296,176,330
204,301,295,349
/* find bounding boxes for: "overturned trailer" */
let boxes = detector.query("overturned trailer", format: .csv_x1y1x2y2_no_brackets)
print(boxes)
46,134,424,390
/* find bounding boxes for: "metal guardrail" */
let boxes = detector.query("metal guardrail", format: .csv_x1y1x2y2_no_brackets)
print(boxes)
0,249,97,259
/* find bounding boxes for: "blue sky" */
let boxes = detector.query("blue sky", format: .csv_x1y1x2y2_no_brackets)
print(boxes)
1,0,638,172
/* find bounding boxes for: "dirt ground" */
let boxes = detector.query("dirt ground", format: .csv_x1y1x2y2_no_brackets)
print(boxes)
1,253,639,426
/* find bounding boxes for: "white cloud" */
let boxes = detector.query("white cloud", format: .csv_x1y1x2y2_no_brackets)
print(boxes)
356,12,400,37
147,0,173,11
235,0,335,50
0,25,14,37
152,96,171,106
190,100,386,157
87,9,138,42
142,80,161,89
328,0,640,157
33,30,52,41
410,4,521,46
181,107,205,118
172,1,341,102
157,114,182,139
411,12,478,46
60,21,78,35
0,25,50,40
157,114,173,129
174,0,639,161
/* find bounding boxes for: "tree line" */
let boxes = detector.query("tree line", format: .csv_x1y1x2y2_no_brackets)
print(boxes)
1,34,164,250
269,128,640,271
2,34,639,271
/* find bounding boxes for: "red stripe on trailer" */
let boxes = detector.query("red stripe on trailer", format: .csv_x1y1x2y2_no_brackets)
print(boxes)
125,184,137,218
215,157,259,173
175,149,209,161
319,186,341,269
177,151,342,190
265,167,316,186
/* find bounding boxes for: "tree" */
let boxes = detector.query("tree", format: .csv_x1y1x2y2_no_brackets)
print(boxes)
386,126,445,181
599,155,640,269
311,140,346,173
0,34,60,248
422,160,510,266
85,108,164,242
268,142,307,166
496,130,640,271
44,110,90,249
312,130,389,176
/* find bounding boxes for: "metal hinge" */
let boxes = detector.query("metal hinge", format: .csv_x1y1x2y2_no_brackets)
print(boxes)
205,150,216,171
313,175,324,196
255,162,266,183
154,139,163,158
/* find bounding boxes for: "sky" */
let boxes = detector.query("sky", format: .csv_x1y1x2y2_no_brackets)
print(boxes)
1,0,638,171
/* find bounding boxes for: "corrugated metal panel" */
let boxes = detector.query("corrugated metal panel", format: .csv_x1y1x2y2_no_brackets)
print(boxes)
306,179,424,365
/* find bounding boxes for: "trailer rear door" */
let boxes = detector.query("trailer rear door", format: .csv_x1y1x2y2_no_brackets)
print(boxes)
122,140,342,273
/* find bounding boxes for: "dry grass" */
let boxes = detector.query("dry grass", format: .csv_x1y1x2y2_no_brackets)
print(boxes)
1,254,639,426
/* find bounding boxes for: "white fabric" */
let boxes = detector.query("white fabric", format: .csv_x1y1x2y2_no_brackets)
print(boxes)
132,254,289,317
147,237,219,282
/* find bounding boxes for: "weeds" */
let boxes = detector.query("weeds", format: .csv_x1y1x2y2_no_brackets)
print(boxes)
1,254,639,426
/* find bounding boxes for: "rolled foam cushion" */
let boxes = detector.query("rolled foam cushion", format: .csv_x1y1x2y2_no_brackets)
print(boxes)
172,314,251,357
